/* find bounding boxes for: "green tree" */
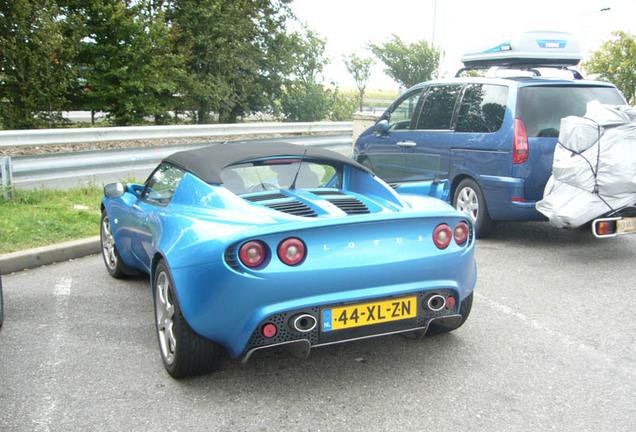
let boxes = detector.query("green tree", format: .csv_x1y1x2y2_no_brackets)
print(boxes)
72,0,182,126
0,0,77,129
368,34,440,88
278,28,333,122
584,31,636,105
171,0,296,124
343,53,374,112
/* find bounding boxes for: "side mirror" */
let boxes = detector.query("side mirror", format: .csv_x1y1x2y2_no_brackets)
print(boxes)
103,182,126,199
373,119,390,135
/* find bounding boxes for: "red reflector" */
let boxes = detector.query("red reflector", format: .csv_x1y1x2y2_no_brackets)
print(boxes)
433,224,452,249
514,119,529,165
511,197,525,202
446,297,456,309
262,323,277,338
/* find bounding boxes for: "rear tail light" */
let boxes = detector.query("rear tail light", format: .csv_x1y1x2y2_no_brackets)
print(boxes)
433,224,452,249
514,119,529,164
454,221,469,245
239,240,267,268
434,222,471,249
278,237,306,266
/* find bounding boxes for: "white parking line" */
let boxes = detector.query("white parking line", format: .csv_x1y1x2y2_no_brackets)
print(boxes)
33,277,72,432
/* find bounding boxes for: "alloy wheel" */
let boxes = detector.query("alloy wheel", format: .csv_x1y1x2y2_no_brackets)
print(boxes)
101,216,118,270
455,187,479,222
155,271,176,365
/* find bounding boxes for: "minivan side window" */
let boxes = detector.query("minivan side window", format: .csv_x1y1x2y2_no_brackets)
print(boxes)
456,84,508,133
386,89,423,131
416,85,461,130
142,164,185,205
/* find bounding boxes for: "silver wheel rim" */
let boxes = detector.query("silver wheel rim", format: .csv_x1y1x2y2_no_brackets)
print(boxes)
456,187,479,222
101,216,118,270
155,271,176,365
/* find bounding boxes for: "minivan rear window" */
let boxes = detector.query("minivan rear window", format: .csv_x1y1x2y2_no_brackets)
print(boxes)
516,86,625,137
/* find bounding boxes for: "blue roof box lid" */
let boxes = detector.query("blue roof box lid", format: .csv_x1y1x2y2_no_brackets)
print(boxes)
461,31,582,68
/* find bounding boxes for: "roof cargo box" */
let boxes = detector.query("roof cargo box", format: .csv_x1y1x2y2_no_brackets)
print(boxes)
461,31,582,68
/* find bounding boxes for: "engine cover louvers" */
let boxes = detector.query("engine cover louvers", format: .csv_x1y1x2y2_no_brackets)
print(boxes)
326,198,370,215
265,200,317,217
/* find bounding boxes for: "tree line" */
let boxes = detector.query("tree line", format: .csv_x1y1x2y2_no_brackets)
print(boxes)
2,1,632,130
0,0,359,129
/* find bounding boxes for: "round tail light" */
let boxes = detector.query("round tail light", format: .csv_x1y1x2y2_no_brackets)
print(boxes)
454,221,469,245
278,237,306,266
239,240,267,268
433,224,452,249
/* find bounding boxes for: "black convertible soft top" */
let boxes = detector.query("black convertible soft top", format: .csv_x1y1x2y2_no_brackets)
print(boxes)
164,141,372,184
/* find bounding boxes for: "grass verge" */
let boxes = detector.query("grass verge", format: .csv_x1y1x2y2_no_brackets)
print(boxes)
0,186,103,254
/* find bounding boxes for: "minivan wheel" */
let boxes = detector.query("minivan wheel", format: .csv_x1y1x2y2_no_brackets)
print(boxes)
453,179,494,238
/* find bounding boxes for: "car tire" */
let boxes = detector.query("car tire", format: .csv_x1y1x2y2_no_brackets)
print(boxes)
100,210,136,278
154,260,222,378
453,178,495,238
426,292,473,336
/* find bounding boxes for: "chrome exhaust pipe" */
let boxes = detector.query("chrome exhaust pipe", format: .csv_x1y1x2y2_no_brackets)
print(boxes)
290,314,317,332
427,294,446,312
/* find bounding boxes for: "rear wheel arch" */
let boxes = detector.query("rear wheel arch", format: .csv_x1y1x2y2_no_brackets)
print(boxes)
153,258,222,377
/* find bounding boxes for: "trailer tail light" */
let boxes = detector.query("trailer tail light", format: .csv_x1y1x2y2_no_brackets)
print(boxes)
514,119,529,164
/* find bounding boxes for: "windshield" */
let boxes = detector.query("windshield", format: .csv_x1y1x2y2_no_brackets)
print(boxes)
220,159,338,194
517,85,626,137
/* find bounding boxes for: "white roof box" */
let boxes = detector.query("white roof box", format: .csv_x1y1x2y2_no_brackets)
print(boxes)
461,31,582,68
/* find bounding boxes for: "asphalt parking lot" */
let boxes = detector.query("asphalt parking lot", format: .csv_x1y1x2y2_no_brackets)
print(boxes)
0,222,634,431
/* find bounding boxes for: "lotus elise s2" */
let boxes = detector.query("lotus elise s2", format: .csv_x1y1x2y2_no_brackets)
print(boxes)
100,142,476,377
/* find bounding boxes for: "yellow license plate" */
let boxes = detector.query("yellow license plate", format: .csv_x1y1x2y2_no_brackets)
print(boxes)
321,296,417,332
617,217,636,234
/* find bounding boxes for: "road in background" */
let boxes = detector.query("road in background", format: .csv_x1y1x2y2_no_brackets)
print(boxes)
0,222,634,431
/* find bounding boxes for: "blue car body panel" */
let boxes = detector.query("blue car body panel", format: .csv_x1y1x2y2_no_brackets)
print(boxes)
102,143,476,359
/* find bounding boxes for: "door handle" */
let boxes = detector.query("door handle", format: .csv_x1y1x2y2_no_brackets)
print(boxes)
397,141,417,147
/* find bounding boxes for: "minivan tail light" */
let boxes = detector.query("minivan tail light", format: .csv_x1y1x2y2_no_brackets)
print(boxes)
514,119,529,165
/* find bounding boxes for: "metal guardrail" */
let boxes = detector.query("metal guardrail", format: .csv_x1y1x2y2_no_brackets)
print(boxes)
0,123,354,192
0,122,353,147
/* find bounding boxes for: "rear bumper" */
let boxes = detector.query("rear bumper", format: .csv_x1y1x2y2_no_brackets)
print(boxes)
478,175,546,221
242,288,467,361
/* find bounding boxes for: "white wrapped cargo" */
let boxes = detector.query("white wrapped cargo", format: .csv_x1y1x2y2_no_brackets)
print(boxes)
537,102,636,228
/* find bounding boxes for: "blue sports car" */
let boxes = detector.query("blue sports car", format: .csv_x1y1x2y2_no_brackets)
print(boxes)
100,142,476,377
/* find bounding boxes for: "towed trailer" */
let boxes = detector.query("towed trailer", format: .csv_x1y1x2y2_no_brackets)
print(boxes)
537,102,636,238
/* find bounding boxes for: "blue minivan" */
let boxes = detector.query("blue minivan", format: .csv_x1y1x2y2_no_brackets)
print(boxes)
354,75,625,237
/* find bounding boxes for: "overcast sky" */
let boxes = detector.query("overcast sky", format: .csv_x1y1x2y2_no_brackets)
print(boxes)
290,0,636,89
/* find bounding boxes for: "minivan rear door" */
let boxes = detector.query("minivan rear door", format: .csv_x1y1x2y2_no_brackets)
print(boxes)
515,83,626,201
